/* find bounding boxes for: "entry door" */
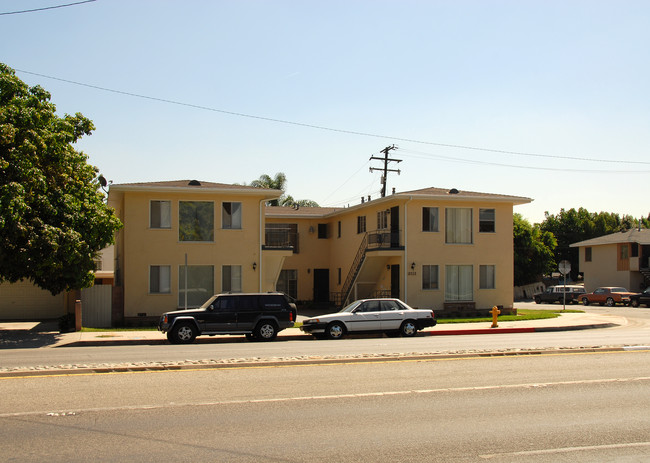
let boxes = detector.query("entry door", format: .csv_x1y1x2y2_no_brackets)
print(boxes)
313,269,330,303
391,264,400,299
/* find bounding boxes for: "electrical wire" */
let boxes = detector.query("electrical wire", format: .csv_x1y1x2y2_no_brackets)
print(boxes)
14,68,650,167
0,0,96,16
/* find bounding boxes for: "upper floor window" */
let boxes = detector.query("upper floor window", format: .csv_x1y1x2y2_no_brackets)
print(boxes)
179,201,214,241
150,200,171,229
377,210,388,230
422,207,439,232
318,223,328,239
445,208,472,244
222,202,242,229
479,209,495,233
357,216,366,234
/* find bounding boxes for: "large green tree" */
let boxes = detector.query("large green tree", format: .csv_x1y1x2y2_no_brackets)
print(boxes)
249,172,319,207
513,213,557,286
0,63,122,295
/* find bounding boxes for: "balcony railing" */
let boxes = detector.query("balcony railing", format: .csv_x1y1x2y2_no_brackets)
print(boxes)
367,230,402,249
264,228,299,253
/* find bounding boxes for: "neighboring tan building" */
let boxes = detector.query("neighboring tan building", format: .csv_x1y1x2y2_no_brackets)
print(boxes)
571,228,650,292
107,181,531,325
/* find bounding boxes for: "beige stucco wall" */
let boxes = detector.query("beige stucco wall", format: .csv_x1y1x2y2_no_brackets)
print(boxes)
112,190,267,318
578,244,644,292
269,196,516,311
0,281,66,320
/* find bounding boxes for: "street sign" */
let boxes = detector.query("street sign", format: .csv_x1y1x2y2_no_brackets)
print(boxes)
559,260,571,275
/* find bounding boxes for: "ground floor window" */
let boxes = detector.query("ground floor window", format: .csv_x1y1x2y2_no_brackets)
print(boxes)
276,269,297,299
479,265,496,289
149,265,171,294
222,265,242,293
178,265,214,308
422,265,439,290
445,265,473,301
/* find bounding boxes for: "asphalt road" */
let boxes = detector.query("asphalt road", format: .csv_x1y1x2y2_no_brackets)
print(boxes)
1,350,648,462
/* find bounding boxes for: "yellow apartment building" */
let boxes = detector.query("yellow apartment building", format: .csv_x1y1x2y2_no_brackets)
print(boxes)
107,180,531,325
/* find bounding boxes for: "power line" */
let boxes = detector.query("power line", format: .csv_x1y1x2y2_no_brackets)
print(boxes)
0,0,96,16
14,68,650,166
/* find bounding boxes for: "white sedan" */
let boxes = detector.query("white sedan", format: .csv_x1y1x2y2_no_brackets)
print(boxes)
300,298,436,339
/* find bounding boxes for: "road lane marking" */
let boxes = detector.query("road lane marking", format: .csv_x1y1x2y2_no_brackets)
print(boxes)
480,441,650,458
1,376,649,419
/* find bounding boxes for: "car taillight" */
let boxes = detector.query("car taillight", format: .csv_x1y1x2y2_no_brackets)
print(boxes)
163,315,168,323
431,311,435,318
289,311,294,321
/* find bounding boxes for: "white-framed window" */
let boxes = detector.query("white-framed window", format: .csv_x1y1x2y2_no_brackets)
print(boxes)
422,207,439,232
178,265,214,308
222,265,242,292
445,208,472,244
479,208,495,233
149,265,171,294
179,201,214,241
445,265,473,301
222,202,242,229
150,200,171,229
479,265,496,289
422,265,439,290
377,210,388,230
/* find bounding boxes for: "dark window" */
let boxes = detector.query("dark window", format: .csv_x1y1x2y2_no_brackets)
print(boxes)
318,223,328,239
585,247,592,262
358,300,380,312
357,216,366,234
422,207,439,232
380,300,403,311
631,243,639,258
338,221,341,238
237,295,260,311
479,208,495,233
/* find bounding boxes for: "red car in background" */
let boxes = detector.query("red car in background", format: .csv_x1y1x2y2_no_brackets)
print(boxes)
580,287,635,306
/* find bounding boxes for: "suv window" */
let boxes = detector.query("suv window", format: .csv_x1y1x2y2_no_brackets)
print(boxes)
236,295,260,311
214,296,237,310
261,294,288,310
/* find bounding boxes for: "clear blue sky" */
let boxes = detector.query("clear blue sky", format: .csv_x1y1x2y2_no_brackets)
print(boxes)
2,0,649,223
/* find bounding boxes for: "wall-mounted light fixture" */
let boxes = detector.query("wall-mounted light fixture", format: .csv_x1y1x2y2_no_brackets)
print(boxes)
252,262,257,271
411,262,416,270
307,268,311,274
387,264,391,270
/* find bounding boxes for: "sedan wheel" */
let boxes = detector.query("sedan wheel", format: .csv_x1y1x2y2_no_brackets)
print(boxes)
606,297,615,307
326,322,345,340
400,320,417,337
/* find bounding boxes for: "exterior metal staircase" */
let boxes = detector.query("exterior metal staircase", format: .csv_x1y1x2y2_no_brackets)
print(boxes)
339,233,368,307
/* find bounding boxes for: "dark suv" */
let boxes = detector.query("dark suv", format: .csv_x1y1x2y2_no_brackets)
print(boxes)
158,293,297,344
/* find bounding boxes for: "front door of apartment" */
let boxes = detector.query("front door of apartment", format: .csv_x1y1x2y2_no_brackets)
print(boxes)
390,206,399,248
313,269,330,303
390,264,400,299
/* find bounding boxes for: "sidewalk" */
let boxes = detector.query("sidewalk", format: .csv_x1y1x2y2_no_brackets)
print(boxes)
1,311,623,348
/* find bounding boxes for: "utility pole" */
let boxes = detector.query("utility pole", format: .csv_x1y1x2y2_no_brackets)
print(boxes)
370,145,402,197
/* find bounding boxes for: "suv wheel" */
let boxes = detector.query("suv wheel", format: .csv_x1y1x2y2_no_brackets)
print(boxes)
630,299,640,308
171,322,198,344
254,321,278,341
534,297,541,304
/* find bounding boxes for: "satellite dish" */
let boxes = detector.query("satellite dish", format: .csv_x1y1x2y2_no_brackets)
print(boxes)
98,174,107,188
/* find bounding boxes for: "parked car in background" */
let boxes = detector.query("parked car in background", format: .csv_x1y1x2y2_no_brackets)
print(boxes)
580,287,635,307
629,287,650,308
159,292,297,344
533,285,585,304
300,298,436,339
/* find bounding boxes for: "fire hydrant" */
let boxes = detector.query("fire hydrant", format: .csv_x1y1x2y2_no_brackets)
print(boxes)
490,305,500,328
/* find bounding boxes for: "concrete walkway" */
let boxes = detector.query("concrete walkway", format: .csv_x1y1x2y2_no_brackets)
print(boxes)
0,311,625,348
